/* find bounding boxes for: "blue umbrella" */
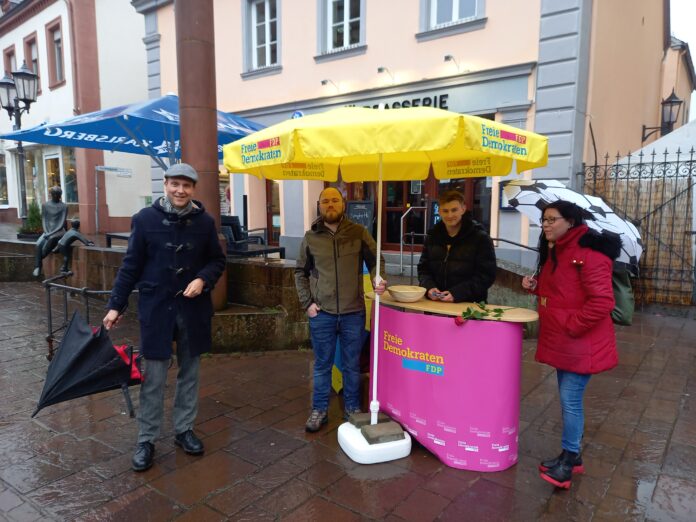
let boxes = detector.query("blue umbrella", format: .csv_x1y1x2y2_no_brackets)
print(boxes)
0,94,263,169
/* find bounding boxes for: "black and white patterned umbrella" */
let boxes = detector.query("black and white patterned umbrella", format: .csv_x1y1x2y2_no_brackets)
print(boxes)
502,179,643,268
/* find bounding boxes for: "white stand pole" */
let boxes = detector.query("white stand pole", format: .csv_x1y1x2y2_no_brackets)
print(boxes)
369,154,383,426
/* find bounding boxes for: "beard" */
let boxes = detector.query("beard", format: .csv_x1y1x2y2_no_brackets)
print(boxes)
321,208,344,224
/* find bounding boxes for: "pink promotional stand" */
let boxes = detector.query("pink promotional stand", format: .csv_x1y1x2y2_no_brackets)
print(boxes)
370,295,538,472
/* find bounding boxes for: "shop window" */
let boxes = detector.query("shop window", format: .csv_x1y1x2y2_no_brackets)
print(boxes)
62,148,78,203
316,0,366,60
23,33,40,94
0,154,8,205
3,45,16,75
21,148,45,207
417,0,486,41
45,17,65,88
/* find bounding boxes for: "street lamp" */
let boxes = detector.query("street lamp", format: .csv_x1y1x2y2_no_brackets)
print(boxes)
0,61,39,219
641,89,683,143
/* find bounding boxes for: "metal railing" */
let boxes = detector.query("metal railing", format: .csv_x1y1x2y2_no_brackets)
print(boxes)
402,232,427,284
43,272,115,360
399,206,427,274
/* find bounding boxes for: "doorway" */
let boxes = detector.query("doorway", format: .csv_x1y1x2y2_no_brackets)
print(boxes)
265,179,280,245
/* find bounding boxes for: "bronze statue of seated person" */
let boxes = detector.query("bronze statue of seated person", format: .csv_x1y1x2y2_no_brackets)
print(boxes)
52,218,95,273
33,186,68,278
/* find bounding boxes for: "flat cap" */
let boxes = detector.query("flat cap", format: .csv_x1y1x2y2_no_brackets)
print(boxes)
164,163,199,183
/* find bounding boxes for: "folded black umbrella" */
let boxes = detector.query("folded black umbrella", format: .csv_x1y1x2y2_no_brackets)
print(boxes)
33,310,142,418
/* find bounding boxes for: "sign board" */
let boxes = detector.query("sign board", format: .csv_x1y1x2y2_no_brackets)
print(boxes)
346,200,374,231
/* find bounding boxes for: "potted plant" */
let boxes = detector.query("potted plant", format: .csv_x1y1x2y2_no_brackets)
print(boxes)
16,200,43,241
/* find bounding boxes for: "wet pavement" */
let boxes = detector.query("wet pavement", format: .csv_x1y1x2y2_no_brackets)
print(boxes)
0,281,695,521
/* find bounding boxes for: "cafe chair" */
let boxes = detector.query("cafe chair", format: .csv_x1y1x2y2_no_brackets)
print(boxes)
221,215,266,245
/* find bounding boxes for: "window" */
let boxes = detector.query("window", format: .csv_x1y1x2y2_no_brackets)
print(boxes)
417,0,486,41
45,17,65,88
23,33,40,93
431,0,476,27
242,0,282,78
250,0,277,69
0,154,8,205
316,0,365,61
328,0,360,50
3,45,16,75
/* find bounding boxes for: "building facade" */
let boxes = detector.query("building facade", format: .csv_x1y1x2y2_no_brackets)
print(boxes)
0,0,150,233
134,0,694,261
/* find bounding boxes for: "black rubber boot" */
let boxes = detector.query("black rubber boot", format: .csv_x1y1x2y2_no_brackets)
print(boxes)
538,449,584,474
540,450,579,489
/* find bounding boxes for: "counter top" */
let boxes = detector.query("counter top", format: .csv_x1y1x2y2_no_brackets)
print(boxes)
367,291,538,323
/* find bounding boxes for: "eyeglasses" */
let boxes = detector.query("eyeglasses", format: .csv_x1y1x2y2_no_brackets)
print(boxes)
541,216,564,225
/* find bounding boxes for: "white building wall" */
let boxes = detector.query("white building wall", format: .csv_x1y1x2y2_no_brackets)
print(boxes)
95,0,151,216
0,1,74,214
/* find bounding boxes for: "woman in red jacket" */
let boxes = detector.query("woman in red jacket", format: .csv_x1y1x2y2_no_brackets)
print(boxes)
522,200,621,489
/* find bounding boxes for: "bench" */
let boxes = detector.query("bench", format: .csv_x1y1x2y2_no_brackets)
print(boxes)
226,243,285,259
105,232,131,248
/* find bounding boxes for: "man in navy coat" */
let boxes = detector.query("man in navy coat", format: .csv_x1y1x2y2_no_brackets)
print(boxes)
103,163,226,472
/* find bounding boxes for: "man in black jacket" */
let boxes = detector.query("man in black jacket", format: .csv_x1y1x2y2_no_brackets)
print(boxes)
418,190,496,303
103,163,226,472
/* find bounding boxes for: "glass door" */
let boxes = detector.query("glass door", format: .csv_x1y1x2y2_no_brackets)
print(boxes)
44,156,61,194
381,180,429,251
265,179,280,245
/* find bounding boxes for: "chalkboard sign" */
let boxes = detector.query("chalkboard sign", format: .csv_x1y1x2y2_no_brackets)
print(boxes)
346,200,374,231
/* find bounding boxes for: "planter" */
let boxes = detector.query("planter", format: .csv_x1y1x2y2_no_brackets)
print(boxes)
16,232,41,241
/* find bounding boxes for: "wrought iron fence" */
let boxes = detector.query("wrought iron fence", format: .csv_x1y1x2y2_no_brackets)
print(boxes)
582,148,696,305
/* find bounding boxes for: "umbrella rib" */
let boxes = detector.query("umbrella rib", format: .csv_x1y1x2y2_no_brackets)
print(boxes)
115,118,168,170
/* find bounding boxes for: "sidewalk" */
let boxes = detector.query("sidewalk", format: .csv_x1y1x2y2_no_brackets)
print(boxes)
0,280,695,521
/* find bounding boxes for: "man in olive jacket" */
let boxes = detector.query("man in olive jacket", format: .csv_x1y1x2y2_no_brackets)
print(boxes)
103,163,226,471
295,187,385,432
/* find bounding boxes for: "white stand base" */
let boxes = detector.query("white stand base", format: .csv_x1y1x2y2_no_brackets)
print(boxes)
337,422,412,464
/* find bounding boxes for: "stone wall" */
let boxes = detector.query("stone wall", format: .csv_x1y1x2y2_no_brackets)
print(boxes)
0,240,538,349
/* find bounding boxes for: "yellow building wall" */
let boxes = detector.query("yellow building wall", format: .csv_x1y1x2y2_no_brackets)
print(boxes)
584,0,665,159
157,0,541,113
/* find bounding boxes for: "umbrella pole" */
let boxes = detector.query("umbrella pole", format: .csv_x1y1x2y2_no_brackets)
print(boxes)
370,154,383,426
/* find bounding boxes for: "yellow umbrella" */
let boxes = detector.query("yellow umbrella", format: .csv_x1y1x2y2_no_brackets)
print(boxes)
223,106,548,427
224,106,547,181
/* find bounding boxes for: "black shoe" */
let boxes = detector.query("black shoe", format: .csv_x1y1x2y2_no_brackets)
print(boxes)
132,441,155,472
175,429,204,455
538,449,584,474
540,450,579,489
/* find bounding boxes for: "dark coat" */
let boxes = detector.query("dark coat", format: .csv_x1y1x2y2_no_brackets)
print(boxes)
107,198,226,359
417,213,497,303
533,225,620,374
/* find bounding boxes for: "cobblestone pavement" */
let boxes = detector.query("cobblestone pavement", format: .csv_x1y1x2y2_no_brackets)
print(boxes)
0,281,695,521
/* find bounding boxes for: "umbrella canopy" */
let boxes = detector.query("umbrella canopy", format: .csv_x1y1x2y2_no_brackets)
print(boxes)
1,94,263,169
33,310,141,417
223,106,548,428
223,106,547,181
502,179,643,269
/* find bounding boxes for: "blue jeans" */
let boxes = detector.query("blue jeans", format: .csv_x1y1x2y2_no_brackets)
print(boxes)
309,310,365,412
557,370,591,453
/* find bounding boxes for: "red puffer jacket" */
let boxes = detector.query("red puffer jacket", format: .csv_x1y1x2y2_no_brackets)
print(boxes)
534,224,619,374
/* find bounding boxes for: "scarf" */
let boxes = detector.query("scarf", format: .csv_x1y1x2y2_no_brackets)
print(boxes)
160,196,197,217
